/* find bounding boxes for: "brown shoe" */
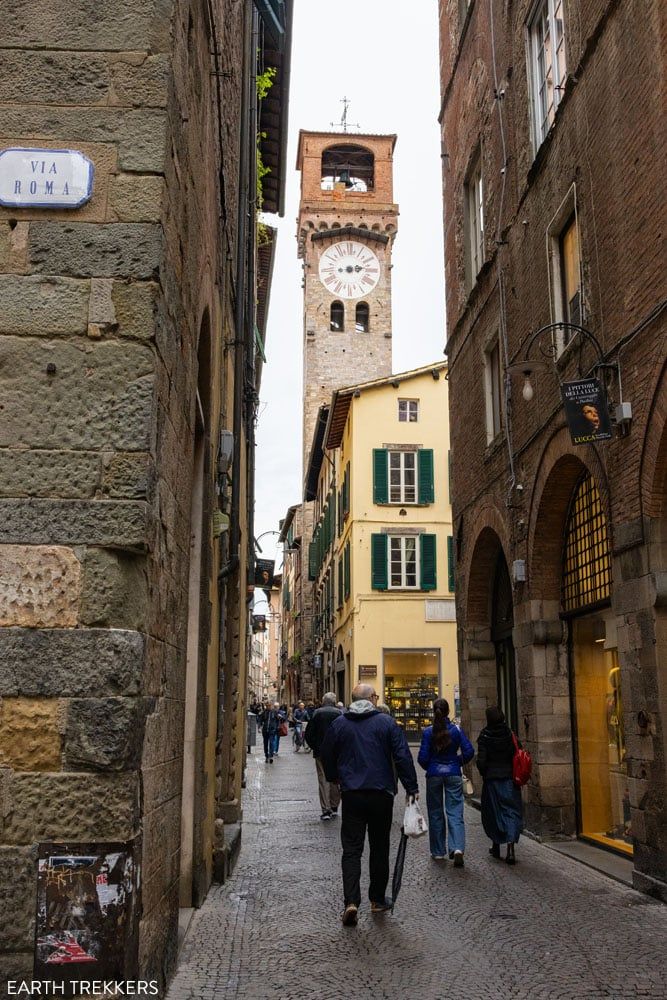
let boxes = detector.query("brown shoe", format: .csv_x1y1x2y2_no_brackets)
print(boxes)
341,904,358,927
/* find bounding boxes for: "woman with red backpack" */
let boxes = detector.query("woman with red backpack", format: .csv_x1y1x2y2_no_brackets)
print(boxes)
476,705,527,865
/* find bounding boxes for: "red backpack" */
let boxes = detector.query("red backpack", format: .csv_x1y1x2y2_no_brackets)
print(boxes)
511,732,532,786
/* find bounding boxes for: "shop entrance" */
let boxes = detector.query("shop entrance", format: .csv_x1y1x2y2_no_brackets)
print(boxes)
384,649,440,743
562,473,631,856
492,555,517,733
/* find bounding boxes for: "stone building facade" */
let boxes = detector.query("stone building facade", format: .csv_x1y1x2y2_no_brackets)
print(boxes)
0,0,291,990
439,0,666,897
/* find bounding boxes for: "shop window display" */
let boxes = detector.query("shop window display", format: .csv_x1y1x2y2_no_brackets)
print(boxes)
384,650,440,743
572,615,630,854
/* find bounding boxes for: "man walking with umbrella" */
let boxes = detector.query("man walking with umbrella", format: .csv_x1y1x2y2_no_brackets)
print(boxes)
320,683,419,927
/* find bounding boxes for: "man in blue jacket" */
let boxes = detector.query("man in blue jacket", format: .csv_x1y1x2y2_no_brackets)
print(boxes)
320,683,419,927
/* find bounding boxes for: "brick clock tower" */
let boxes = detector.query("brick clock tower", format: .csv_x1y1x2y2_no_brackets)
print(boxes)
296,130,399,468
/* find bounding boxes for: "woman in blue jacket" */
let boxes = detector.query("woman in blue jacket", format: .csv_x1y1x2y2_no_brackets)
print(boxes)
418,699,474,865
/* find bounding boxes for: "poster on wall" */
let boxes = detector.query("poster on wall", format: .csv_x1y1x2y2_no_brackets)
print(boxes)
254,558,275,588
34,843,136,992
560,378,613,445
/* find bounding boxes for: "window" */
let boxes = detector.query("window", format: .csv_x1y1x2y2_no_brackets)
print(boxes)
528,0,566,149
389,536,419,589
561,473,611,614
484,339,503,443
321,143,375,191
559,215,581,330
330,300,344,331
389,450,417,504
374,448,434,505
398,399,419,422
465,154,484,287
355,302,369,332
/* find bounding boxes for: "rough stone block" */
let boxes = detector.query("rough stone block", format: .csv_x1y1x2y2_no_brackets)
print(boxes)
28,223,163,280
109,54,169,108
0,949,33,986
0,544,81,628
64,697,153,771
0,698,61,771
1,772,139,843
111,280,158,340
0,275,89,335
102,452,153,499
110,175,165,222
0,499,151,549
80,547,148,629
0,106,168,172
0,449,100,499
0,51,110,105
0,337,155,451
0,627,145,697
2,0,171,52
88,277,117,337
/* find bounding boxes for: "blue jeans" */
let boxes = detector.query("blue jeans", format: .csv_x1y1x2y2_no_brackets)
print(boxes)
426,774,465,857
271,733,280,755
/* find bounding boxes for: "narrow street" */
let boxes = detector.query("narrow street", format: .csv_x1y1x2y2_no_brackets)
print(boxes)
168,748,667,1000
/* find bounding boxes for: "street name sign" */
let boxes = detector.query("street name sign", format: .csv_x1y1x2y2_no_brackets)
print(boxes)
0,147,94,208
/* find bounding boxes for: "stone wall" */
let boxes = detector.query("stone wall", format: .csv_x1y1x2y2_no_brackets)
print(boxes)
0,0,250,989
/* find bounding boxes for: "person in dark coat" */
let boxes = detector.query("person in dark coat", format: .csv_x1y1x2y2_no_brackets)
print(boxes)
305,692,341,819
320,683,419,927
476,705,524,864
417,698,474,865
259,701,280,763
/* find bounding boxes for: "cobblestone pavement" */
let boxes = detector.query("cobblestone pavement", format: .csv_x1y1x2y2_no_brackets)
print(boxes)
168,746,667,1000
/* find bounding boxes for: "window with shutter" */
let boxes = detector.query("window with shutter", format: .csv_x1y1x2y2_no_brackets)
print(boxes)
343,463,351,515
308,541,317,581
338,558,344,607
418,449,435,504
447,535,455,592
420,534,437,591
373,448,389,503
344,542,351,599
371,534,388,590
388,535,419,589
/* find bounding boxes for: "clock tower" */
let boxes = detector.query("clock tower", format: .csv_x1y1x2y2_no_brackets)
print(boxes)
296,130,398,469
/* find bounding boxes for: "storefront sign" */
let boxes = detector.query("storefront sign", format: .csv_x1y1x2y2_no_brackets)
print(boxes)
359,665,377,677
254,558,275,587
35,842,136,993
561,378,612,445
0,147,94,208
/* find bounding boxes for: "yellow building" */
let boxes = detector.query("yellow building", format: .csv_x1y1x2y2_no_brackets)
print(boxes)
305,362,457,741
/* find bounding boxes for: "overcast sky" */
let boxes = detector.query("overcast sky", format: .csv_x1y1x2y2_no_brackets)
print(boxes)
255,0,445,569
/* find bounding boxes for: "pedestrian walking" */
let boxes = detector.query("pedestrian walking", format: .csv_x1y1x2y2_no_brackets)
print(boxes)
304,692,342,819
476,705,524,865
417,698,474,866
320,683,419,927
273,701,287,756
259,701,280,763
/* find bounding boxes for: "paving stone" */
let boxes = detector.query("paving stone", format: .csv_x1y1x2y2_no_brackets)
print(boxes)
166,749,667,999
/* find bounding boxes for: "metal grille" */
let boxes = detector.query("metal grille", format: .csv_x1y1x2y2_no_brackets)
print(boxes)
561,473,611,613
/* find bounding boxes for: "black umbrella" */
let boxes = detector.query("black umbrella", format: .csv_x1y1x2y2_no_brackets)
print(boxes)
390,827,409,912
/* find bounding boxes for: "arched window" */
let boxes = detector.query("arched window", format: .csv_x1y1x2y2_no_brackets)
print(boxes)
561,472,611,614
355,302,369,332
321,144,375,191
330,301,344,331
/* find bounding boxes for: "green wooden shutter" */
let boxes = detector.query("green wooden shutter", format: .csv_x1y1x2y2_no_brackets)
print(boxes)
371,533,388,590
308,541,317,581
418,449,435,504
338,558,344,607
447,535,455,592
343,462,351,515
373,449,388,504
344,541,351,599
420,534,437,591
448,449,452,504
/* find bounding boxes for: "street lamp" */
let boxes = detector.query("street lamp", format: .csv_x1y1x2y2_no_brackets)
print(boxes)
508,321,632,434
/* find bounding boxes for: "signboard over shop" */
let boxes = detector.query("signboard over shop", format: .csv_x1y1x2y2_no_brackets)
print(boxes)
0,147,94,208
560,377,613,446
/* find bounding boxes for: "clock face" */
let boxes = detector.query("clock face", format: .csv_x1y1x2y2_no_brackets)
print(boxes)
318,241,381,299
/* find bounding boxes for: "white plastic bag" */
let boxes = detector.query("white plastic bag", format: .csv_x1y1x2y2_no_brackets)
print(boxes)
403,797,428,838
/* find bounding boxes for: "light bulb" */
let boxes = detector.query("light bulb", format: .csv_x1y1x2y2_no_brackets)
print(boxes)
522,375,534,402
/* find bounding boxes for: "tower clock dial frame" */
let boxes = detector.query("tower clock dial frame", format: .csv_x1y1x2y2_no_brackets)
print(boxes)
318,240,381,300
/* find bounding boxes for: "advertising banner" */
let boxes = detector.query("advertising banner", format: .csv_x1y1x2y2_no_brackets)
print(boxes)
254,558,275,587
560,378,612,445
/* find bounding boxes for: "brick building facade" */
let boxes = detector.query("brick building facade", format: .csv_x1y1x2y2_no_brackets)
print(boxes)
439,0,666,897
0,0,291,990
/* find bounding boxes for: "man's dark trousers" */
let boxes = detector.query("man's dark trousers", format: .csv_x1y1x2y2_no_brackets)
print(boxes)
341,790,394,906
